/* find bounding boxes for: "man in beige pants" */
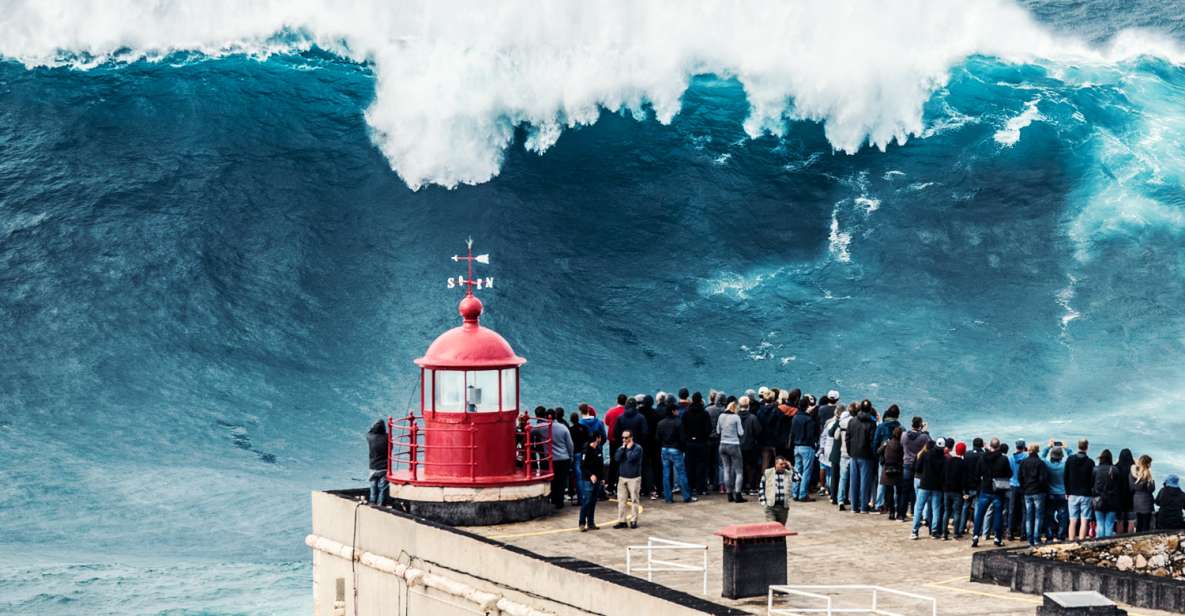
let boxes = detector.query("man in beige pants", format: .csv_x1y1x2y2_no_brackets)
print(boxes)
613,431,644,528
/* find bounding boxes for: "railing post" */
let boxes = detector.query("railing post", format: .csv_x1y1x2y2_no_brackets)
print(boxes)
407,412,419,480
470,423,476,481
524,415,533,479
548,419,555,475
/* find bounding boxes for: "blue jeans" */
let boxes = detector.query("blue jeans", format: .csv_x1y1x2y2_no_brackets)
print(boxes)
875,463,886,509
913,488,943,535
573,452,584,505
899,467,916,517
1046,495,1069,541
793,446,816,500
1024,493,1046,545
1095,510,1118,538
838,458,851,504
661,448,693,502
368,473,388,505
974,492,1005,540
579,481,602,527
943,492,967,537
849,458,875,512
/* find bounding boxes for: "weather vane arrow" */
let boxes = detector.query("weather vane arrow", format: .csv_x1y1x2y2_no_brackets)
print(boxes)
447,237,493,292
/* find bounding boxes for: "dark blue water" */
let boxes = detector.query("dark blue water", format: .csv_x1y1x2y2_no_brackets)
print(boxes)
2,2,1184,613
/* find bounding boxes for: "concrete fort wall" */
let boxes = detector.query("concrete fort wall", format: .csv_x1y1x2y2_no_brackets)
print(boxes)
307,489,744,616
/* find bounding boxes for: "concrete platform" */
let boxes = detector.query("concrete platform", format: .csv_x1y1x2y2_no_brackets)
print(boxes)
471,492,1179,615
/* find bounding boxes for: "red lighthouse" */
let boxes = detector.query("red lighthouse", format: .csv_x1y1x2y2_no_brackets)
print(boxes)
386,239,554,524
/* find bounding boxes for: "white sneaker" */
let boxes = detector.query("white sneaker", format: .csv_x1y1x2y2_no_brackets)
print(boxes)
910,532,919,540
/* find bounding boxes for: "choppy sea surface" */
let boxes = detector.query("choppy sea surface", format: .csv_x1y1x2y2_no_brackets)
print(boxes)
2,1,1185,613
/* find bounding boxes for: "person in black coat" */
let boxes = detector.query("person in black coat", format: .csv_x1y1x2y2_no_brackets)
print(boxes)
1018,444,1050,547
971,439,1013,547
1157,474,1185,530
1063,440,1096,541
366,420,389,505
912,439,947,539
941,443,968,539
1093,449,1123,538
656,403,694,503
845,409,877,513
681,393,712,496
579,433,606,530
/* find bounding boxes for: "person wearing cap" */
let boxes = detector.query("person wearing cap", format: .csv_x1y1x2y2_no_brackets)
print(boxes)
1019,443,1050,546
1007,439,1028,542
911,438,946,539
1156,475,1185,530
941,441,968,539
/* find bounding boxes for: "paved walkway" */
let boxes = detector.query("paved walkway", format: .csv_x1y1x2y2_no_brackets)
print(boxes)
473,491,1176,615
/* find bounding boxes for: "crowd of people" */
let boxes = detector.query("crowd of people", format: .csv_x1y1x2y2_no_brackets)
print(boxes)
518,386,1185,543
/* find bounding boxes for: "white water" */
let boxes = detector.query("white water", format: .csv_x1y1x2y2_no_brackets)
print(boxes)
1,1,1182,189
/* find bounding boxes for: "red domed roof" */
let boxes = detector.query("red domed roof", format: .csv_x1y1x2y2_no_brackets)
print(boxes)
415,296,525,369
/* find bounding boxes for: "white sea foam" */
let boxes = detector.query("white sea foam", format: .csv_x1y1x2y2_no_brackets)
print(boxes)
3,1,1182,189
828,210,851,263
993,98,1043,146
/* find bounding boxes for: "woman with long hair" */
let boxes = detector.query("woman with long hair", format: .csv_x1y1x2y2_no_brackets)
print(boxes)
1093,449,1121,538
1131,454,1156,532
1116,448,1136,533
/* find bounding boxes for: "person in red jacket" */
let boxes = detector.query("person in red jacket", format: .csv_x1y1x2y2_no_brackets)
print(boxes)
604,394,627,496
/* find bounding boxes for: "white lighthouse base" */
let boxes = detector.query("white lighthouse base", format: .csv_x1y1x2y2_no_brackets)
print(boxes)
387,482,552,526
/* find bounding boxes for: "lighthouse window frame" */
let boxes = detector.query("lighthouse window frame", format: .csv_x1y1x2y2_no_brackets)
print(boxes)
464,370,501,412
501,368,517,412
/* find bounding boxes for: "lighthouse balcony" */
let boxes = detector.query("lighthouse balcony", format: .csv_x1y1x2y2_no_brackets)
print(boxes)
385,414,555,488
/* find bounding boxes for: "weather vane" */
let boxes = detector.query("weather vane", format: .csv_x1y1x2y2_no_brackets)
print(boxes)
447,236,493,294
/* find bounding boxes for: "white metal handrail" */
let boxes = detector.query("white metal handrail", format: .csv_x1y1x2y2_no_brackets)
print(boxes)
625,537,709,594
768,585,936,616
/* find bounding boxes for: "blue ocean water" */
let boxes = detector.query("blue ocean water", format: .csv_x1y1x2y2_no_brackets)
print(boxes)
1,1,1185,613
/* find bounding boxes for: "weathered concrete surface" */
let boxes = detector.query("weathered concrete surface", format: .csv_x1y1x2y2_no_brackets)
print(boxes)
472,493,1180,616
310,490,746,616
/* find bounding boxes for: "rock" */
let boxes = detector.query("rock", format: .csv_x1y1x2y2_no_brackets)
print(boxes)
1057,552,1070,562
1170,536,1181,552
1153,568,1170,577
1150,554,1169,568
1117,555,1135,571
1136,554,1148,569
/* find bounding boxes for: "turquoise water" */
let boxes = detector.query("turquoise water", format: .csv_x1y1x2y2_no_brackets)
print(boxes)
1,1,1184,613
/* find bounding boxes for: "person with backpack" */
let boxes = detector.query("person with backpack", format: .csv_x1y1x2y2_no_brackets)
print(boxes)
1093,449,1122,538
972,438,1013,548
878,426,905,520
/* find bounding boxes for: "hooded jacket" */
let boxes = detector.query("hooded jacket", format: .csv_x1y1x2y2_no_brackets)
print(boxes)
978,449,1013,494
367,420,388,472
879,438,904,485
1157,486,1185,529
902,430,932,468
757,400,782,448
963,447,985,492
790,410,820,448
844,411,876,460
612,404,648,443
681,402,712,444
1063,451,1096,496
916,446,946,491
580,416,607,443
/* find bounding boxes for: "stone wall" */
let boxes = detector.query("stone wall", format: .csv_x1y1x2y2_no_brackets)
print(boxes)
308,489,747,616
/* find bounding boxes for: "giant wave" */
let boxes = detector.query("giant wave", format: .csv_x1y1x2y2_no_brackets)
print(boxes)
3,0,1183,189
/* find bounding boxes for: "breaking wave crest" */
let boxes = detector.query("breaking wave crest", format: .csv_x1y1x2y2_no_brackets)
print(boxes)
2,0,1183,189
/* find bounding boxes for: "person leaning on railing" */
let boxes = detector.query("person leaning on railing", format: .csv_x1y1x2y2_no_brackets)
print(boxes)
366,419,389,505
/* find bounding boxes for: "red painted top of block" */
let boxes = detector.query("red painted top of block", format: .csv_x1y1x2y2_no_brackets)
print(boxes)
714,522,798,540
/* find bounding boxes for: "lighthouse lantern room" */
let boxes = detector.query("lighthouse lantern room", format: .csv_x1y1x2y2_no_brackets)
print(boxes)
386,240,553,524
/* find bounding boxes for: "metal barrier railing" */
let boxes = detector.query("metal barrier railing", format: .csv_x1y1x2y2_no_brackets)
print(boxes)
386,414,554,484
767,585,936,616
625,537,709,595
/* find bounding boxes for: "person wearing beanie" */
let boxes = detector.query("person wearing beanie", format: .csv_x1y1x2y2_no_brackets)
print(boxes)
1157,475,1185,530
941,441,968,539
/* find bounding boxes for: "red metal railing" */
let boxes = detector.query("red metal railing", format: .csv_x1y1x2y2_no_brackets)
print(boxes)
386,413,554,485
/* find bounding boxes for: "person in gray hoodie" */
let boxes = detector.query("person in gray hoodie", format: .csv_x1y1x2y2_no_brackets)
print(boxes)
705,390,726,493
900,416,932,520
737,396,763,495
716,399,746,502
